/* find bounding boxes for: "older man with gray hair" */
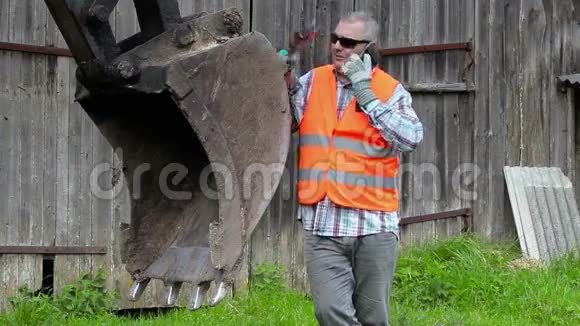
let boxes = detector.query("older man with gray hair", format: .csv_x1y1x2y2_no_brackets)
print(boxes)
285,11,423,326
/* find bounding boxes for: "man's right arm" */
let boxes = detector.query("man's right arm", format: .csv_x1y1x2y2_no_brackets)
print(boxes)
289,70,314,132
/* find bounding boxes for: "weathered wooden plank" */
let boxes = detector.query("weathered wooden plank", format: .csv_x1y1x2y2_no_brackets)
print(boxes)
576,90,580,202
393,0,413,48
2,0,25,309
436,90,452,239
291,0,317,74
189,0,251,33
563,1,578,184
18,59,33,248
414,95,436,242
252,0,291,49
2,255,19,310
111,146,132,307
78,102,93,278
421,0,444,243
473,0,491,236
48,3,73,289
0,0,11,311
291,223,308,292
178,0,194,17
91,103,114,291
519,0,548,167
504,0,521,168
249,208,274,275
66,59,82,278
30,0,47,248
0,0,11,308
7,0,23,246
457,0,476,236
43,0,63,251
487,0,510,239
442,92,465,237
114,0,139,43
440,0,463,238
284,138,300,290
16,0,46,296
355,0,379,19
549,1,575,176
313,0,355,67
0,0,9,43
53,52,72,290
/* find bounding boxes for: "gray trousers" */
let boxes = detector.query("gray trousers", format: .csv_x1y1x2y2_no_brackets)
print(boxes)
305,232,398,326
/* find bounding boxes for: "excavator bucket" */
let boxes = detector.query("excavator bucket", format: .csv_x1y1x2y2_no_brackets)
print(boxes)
44,1,291,308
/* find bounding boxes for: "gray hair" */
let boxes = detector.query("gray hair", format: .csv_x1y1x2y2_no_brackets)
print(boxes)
339,12,379,43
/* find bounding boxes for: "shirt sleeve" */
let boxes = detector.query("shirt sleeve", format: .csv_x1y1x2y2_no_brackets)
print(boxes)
362,84,424,152
289,70,314,127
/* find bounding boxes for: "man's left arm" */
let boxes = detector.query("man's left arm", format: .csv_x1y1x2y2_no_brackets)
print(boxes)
358,85,423,152
342,53,423,152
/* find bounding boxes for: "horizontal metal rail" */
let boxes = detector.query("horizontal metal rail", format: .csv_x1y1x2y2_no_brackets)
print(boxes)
399,208,472,226
0,246,107,255
0,41,73,57
405,82,476,93
381,42,472,56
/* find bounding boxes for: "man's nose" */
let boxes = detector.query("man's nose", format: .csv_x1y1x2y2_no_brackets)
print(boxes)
331,39,343,51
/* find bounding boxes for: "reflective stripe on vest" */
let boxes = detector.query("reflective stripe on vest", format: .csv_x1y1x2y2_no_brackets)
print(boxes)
300,134,397,158
299,168,397,188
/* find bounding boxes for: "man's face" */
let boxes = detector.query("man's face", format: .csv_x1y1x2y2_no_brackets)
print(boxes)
331,20,370,73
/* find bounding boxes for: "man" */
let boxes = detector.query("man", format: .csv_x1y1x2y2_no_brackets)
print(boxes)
285,12,423,326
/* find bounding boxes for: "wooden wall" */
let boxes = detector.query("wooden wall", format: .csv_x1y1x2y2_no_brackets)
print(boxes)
473,0,580,240
1,0,579,311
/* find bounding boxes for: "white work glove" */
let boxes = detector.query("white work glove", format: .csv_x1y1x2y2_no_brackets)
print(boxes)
341,53,377,109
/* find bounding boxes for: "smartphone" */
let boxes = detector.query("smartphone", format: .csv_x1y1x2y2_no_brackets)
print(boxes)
361,43,380,67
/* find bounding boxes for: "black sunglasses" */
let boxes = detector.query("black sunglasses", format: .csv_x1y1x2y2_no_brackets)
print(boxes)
330,33,370,48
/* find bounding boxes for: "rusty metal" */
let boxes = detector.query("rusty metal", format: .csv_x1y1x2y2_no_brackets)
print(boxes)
399,208,472,226
381,42,472,56
0,246,107,255
0,41,73,57
45,1,290,308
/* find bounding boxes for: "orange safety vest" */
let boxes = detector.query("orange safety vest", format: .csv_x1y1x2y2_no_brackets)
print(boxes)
298,65,401,212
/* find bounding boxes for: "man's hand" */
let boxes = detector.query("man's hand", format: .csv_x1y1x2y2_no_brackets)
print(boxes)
341,53,377,109
278,49,298,90
342,53,372,85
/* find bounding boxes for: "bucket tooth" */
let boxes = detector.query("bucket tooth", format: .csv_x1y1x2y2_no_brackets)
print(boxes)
128,278,150,302
210,282,230,307
164,282,183,306
188,282,211,311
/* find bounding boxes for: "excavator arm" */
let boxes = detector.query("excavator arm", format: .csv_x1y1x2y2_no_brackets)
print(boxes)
44,0,291,309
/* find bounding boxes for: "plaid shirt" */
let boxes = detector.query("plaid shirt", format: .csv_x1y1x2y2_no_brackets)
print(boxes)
291,67,423,237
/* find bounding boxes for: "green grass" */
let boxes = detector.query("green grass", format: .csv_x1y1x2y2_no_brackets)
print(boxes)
390,236,580,326
1,236,579,326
